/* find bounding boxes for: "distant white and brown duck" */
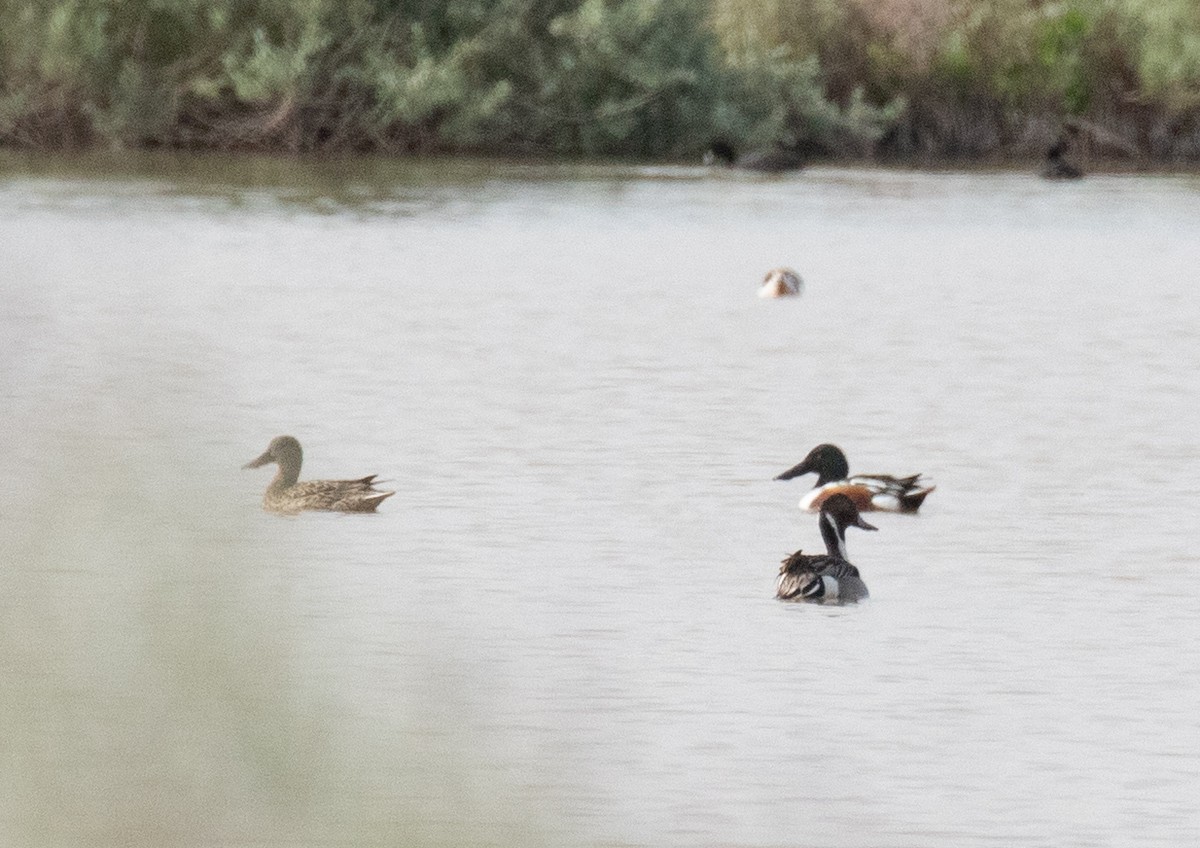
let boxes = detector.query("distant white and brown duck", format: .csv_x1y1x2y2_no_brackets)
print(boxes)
759,267,803,298
775,443,934,513
244,435,394,514
776,493,875,603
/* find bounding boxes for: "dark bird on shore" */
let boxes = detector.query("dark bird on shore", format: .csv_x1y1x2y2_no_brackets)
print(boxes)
704,139,806,173
776,494,876,604
1042,125,1084,180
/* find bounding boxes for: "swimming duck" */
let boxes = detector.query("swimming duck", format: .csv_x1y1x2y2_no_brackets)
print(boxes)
243,435,394,514
704,140,806,173
776,493,875,603
775,443,934,513
759,267,803,298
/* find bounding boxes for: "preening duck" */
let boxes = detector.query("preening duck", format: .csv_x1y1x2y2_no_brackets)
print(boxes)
759,267,803,298
704,139,806,173
776,493,875,603
775,443,934,513
243,435,394,514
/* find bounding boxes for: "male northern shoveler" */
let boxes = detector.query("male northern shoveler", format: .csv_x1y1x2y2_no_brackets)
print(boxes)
759,267,803,298
776,493,875,603
243,435,394,514
775,443,934,513
704,139,806,173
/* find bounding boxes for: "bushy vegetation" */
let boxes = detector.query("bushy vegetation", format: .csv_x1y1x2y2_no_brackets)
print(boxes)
0,0,895,155
1,0,1199,159
712,0,1200,159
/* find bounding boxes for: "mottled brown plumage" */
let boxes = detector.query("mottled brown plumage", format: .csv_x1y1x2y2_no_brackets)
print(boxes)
243,435,394,514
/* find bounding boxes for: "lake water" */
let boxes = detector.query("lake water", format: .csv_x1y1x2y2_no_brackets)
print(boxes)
2,152,1199,847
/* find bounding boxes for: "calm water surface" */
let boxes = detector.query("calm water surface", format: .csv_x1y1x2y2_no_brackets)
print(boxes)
2,153,1199,847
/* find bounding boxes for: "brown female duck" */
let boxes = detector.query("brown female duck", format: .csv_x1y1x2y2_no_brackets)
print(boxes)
243,435,394,514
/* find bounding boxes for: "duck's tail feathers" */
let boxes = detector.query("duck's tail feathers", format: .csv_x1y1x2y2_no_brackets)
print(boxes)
898,485,936,512
345,474,399,493
776,575,811,601
360,490,395,510
779,549,808,568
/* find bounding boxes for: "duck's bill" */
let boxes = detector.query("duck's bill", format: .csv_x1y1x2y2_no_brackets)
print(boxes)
774,460,812,481
242,451,272,469
854,516,879,531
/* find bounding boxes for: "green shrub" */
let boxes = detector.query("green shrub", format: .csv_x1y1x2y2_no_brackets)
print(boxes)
1120,0,1200,111
2,0,1198,158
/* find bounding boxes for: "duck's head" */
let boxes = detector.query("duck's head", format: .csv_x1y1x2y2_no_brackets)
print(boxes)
774,443,849,485
244,435,303,470
819,493,878,535
759,267,802,298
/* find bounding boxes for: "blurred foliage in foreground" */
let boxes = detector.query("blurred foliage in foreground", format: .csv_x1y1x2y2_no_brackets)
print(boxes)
0,0,1198,159
0,428,556,848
